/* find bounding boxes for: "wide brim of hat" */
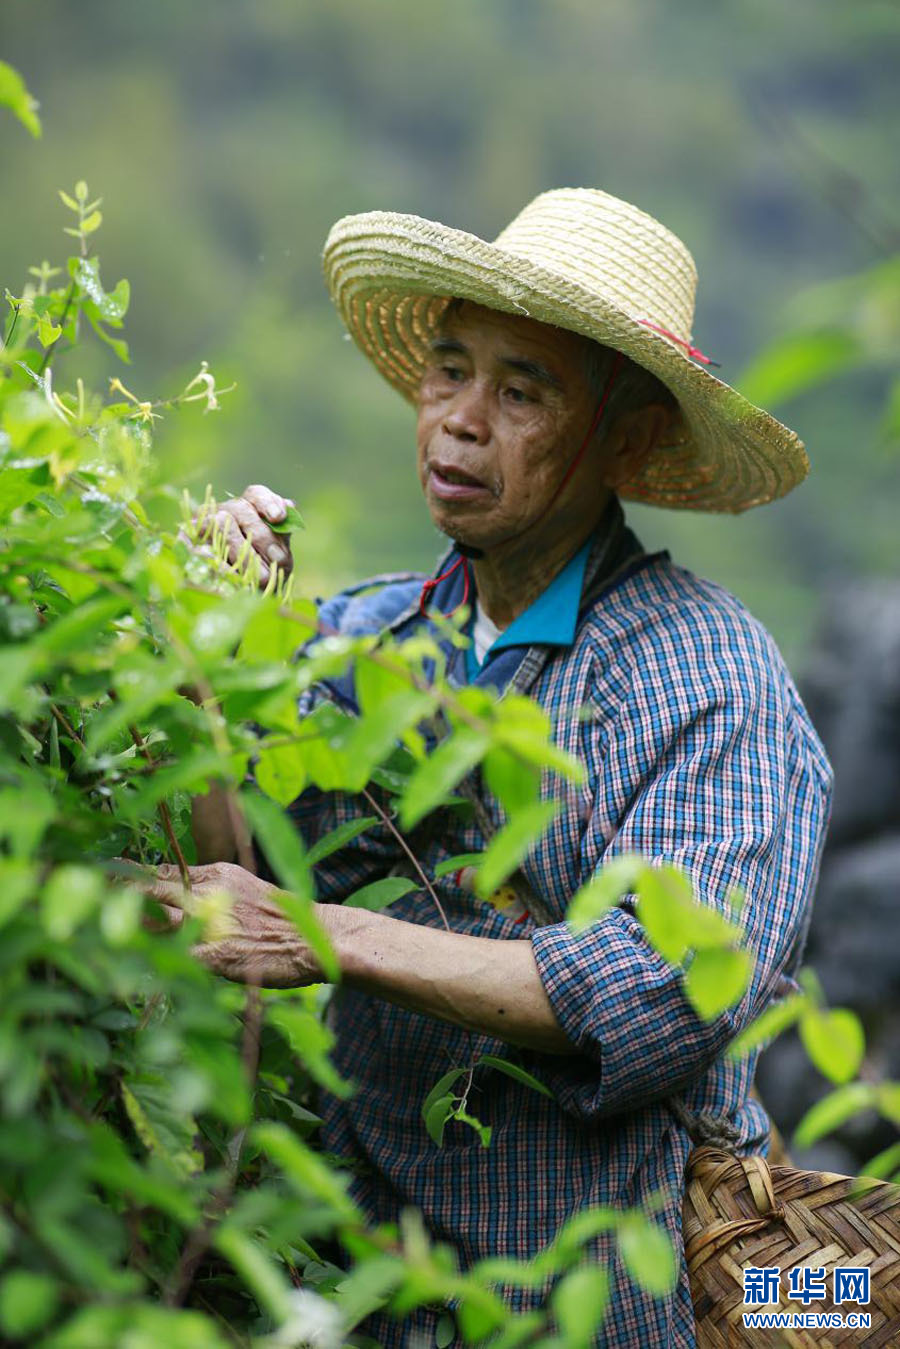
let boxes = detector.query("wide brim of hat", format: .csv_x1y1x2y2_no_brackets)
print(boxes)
322,210,809,514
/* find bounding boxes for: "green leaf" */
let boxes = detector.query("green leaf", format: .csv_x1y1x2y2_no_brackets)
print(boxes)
268,503,306,533
483,745,540,813
424,1093,456,1146
421,1067,468,1128
455,1289,509,1342
861,1140,900,1183
254,1121,360,1222
36,593,129,661
41,1305,230,1349
0,781,57,856
345,688,436,782
0,61,41,138
306,815,379,866
726,993,808,1059
799,1007,865,1084
634,866,695,964
120,1075,203,1178
546,1207,620,1263
344,876,418,911
636,866,742,966
40,865,105,940
740,329,861,407
434,852,484,879
239,789,311,899
255,735,308,806
793,1083,877,1149
617,1214,677,1296
477,1054,553,1099
399,726,490,830
877,1082,900,1126
240,790,338,980
37,314,62,347
552,1266,609,1345
566,856,647,931
493,693,584,783
684,947,753,1021
436,1312,456,1347
0,861,37,928
266,1002,353,1099
474,799,560,899
332,1255,405,1329
0,1269,58,1335
214,1226,293,1323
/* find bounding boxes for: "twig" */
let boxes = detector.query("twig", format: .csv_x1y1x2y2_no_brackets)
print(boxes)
3,302,21,349
50,702,84,746
163,983,262,1308
360,786,450,933
38,281,76,376
122,715,192,891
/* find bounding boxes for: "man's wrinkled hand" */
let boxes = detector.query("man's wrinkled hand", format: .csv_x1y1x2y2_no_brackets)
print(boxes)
146,860,325,987
197,483,295,586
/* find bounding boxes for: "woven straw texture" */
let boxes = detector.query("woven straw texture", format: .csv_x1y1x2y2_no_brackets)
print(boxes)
685,1147,900,1347
322,188,810,514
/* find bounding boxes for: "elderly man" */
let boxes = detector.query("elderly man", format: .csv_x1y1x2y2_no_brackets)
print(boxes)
163,190,832,1346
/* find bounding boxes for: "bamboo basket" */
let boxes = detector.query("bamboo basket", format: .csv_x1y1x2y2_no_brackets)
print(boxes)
684,1147,900,1347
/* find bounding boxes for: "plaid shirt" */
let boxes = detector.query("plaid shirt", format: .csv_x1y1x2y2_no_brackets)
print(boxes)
285,502,832,1347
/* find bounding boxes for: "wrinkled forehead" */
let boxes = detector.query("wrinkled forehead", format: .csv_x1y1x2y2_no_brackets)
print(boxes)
434,298,595,378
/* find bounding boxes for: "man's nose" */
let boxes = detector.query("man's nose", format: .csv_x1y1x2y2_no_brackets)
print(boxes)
442,383,491,444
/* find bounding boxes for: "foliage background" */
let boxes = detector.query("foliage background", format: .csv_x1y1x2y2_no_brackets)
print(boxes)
3,0,900,666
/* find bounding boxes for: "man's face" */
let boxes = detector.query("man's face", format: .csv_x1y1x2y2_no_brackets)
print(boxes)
416,302,611,554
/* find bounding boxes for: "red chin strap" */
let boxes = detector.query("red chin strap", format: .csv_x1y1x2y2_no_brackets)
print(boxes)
541,349,625,517
418,552,472,617
418,351,625,619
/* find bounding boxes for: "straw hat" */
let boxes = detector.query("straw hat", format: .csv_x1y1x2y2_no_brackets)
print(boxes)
322,188,809,514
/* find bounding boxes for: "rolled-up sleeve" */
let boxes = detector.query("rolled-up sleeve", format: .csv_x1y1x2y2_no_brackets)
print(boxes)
529,615,832,1120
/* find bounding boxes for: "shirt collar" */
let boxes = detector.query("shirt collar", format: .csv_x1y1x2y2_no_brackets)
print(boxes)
479,535,593,659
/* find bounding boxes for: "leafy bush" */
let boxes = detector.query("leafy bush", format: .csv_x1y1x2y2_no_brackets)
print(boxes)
1,71,895,1347
0,169,694,1348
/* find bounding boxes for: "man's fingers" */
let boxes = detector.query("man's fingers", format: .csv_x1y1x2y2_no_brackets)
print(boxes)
243,484,293,523
228,498,291,569
145,874,188,907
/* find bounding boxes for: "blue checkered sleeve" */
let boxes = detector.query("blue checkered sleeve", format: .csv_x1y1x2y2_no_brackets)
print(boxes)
530,599,832,1119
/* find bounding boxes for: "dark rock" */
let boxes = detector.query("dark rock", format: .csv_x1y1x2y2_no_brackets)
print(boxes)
801,583,900,848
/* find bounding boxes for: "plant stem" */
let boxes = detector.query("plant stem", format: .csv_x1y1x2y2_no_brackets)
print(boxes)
361,786,451,933
38,281,76,376
123,718,192,890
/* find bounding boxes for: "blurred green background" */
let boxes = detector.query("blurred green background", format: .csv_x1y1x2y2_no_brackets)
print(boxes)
3,0,899,665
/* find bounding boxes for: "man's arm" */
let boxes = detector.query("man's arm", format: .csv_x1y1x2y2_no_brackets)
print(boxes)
325,904,573,1054
148,861,573,1054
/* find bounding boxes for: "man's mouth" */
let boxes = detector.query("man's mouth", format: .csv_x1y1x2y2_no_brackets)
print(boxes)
428,462,493,502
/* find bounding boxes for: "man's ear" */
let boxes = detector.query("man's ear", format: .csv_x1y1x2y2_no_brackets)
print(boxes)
599,403,674,488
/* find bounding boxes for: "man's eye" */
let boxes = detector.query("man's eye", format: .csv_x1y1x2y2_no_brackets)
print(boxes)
504,385,531,404
441,365,465,381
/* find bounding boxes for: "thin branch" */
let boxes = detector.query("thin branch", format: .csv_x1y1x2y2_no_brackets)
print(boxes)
163,983,262,1308
50,702,84,746
361,786,450,933
3,302,21,349
38,280,76,376
123,715,192,891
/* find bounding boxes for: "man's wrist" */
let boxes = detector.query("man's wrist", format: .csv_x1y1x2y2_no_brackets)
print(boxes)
314,901,384,984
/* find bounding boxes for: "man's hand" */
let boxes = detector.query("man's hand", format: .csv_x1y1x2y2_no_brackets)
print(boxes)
200,483,295,586
146,861,323,987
